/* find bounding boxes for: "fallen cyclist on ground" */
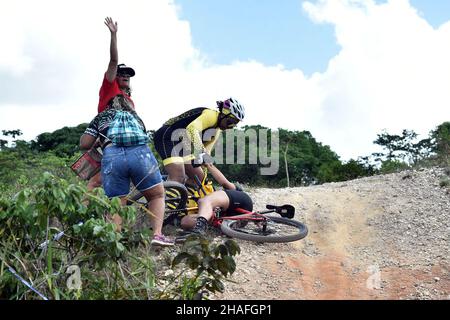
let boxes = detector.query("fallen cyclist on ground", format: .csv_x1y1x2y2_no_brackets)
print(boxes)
175,162,253,242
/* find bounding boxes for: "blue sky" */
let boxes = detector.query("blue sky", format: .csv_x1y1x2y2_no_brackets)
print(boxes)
175,0,450,75
410,0,450,27
175,0,339,75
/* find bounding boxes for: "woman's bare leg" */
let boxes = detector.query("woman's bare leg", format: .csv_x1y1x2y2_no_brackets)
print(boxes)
141,183,166,236
87,172,102,191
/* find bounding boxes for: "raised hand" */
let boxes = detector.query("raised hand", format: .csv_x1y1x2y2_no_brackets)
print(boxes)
104,16,119,81
104,17,118,33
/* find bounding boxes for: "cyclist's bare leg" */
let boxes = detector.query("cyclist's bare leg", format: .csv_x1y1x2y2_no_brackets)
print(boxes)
180,191,230,230
140,183,165,236
87,172,102,191
197,191,229,220
164,163,186,183
180,214,199,230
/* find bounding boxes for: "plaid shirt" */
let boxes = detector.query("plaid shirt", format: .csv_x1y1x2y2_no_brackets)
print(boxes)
85,108,149,147
107,110,149,146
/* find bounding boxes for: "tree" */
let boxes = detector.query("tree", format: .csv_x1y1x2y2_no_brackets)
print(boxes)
374,129,433,165
283,141,290,188
215,126,343,187
31,124,88,157
1,129,24,151
431,122,450,164
0,139,7,150
2,129,22,139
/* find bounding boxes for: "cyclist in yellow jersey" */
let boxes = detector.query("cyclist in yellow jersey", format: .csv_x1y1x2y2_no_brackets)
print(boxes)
153,97,245,183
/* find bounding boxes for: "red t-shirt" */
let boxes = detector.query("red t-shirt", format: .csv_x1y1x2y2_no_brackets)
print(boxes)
98,74,135,113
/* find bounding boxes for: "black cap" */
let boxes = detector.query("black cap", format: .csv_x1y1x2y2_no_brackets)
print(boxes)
117,64,135,77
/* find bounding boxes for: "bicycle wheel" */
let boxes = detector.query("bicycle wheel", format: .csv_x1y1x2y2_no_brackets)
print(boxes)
163,181,188,211
220,215,308,243
128,181,188,210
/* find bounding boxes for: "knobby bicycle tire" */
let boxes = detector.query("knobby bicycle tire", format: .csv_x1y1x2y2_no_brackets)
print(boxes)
162,181,189,211
162,181,189,226
220,215,308,243
129,181,188,211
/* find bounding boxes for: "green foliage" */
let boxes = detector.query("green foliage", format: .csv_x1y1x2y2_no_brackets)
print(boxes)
380,159,410,174
0,129,23,151
0,148,78,197
31,124,88,157
214,126,343,186
0,172,239,300
2,129,23,139
439,178,450,188
431,122,450,164
0,172,146,299
318,158,377,183
374,129,433,165
371,122,449,173
159,235,240,300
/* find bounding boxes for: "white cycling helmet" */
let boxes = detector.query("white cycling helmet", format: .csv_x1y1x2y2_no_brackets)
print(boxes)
219,97,245,121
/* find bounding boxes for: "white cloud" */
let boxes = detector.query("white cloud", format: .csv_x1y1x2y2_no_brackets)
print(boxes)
0,0,449,161
302,0,450,158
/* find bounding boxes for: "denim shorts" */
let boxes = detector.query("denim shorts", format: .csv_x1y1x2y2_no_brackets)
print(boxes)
101,144,162,198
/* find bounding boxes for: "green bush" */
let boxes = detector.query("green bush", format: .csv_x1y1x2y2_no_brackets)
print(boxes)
380,159,410,174
159,235,240,300
0,172,141,299
0,172,239,300
439,178,450,188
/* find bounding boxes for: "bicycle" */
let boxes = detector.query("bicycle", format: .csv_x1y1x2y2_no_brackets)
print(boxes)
129,181,308,243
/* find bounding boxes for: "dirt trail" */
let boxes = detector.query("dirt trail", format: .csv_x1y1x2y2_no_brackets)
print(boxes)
213,167,450,300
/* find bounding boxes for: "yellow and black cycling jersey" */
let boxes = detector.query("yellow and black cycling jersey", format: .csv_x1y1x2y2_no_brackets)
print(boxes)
185,174,216,210
164,168,216,214
154,107,222,165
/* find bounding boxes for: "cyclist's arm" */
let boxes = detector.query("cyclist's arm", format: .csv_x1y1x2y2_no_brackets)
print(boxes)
186,109,219,156
203,163,236,190
204,129,221,155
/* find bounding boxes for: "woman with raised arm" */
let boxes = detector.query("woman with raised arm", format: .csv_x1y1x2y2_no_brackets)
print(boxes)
80,17,173,247
87,17,136,191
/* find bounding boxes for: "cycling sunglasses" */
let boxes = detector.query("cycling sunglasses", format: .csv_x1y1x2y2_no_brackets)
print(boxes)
225,115,240,127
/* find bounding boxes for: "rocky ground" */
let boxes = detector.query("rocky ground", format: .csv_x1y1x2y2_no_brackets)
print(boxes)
205,166,450,300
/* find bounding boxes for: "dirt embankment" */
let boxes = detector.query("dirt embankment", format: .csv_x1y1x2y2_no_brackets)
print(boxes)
213,167,450,300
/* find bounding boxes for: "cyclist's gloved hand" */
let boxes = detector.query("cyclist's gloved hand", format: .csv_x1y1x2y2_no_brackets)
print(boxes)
202,153,214,165
192,152,214,168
